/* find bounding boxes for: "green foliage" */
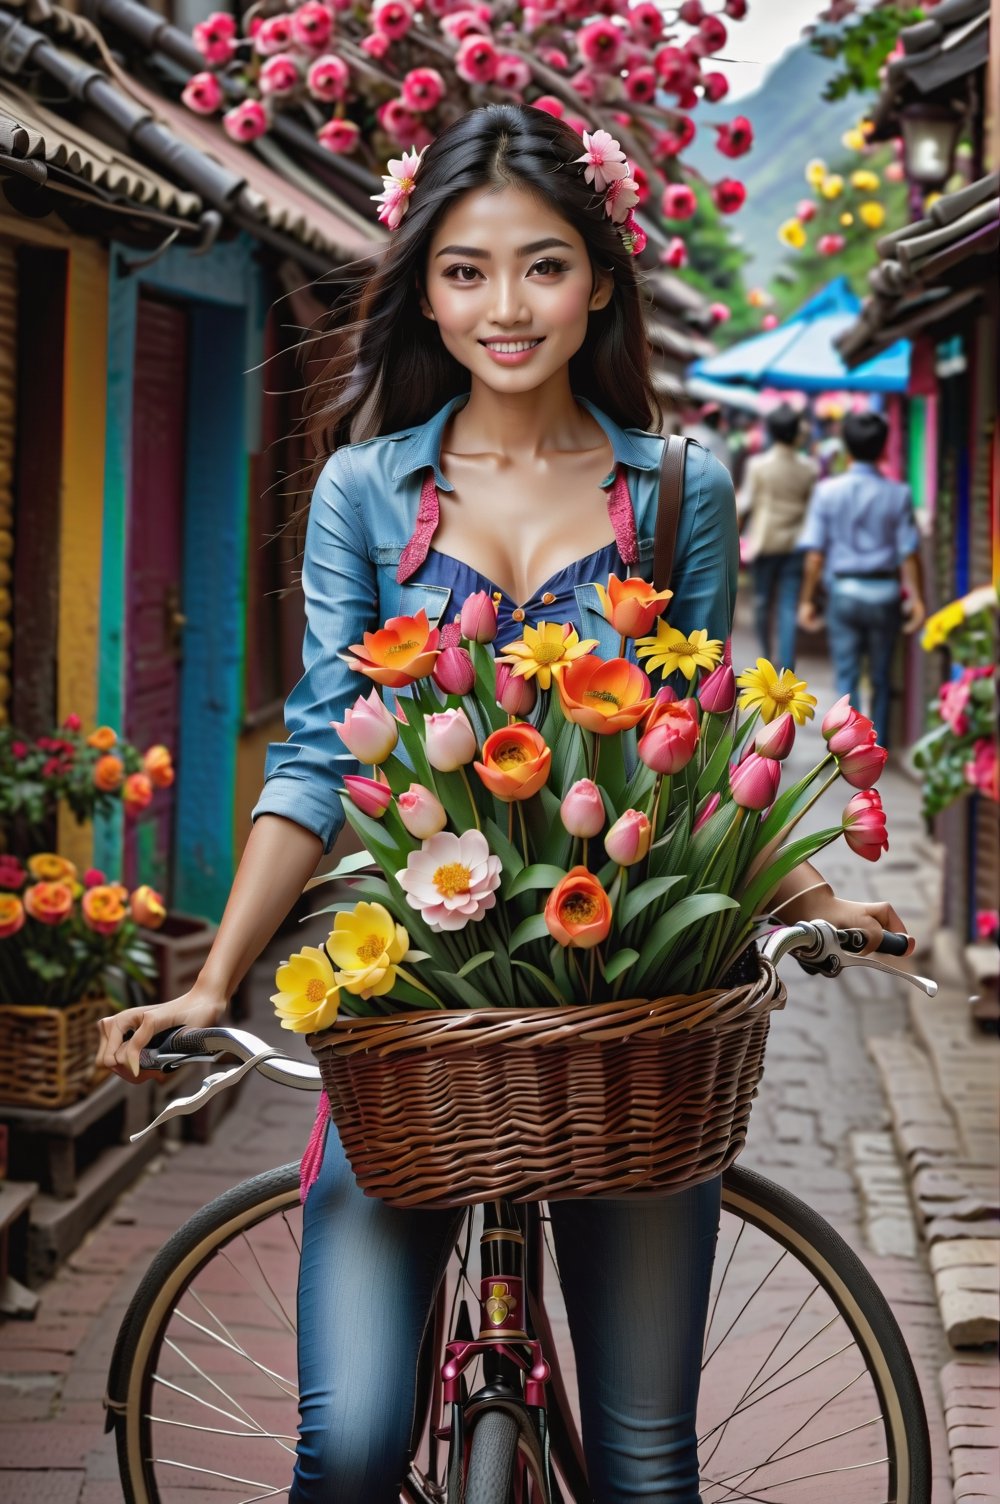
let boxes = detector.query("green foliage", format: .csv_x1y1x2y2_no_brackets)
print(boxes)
912,606,999,821
810,7,925,102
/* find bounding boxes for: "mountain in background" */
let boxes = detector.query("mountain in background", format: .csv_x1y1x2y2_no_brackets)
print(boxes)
685,41,869,288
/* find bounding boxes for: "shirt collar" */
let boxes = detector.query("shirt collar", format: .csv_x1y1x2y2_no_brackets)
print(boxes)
849,462,882,476
388,393,660,492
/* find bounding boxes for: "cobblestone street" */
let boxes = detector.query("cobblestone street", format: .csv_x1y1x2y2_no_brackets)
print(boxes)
0,629,994,1503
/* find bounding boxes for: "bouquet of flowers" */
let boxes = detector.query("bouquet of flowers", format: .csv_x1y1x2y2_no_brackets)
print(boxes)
273,575,892,1033
913,586,999,820
0,854,162,1010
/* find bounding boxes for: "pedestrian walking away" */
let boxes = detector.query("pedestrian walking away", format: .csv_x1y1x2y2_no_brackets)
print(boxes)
797,409,926,746
739,402,818,672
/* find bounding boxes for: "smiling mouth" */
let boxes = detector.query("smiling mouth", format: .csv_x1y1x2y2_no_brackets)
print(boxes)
479,338,545,353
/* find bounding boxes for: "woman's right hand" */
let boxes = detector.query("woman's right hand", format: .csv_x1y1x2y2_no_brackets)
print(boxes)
96,989,228,1084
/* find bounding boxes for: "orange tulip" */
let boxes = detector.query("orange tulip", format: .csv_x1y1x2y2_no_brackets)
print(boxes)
143,744,175,788
544,867,613,950
24,881,74,925
474,723,551,802
94,754,124,792
87,725,118,751
131,885,167,929
594,574,672,638
556,656,652,735
82,884,128,936
342,609,440,688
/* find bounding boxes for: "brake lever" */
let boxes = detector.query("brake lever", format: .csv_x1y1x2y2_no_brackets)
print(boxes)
795,922,938,997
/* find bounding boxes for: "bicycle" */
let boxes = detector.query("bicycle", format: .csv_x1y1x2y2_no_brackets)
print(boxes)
104,920,937,1504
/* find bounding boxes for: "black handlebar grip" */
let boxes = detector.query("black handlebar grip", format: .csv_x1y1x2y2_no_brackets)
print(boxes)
136,1027,214,1071
876,930,911,957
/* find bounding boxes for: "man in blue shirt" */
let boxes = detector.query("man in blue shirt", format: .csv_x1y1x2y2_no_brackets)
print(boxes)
797,410,925,746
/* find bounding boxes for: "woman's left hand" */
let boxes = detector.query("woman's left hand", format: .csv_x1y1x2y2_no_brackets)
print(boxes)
799,890,915,959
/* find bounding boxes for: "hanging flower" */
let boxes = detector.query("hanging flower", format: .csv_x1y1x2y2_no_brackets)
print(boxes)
401,66,445,111
576,17,625,72
328,901,410,997
498,622,598,691
697,14,727,52
397,830,501,931
737,660,817,725
455,34,498,83
318,118,360,153
272,946,341,1032
605,175,641,225
182,72,223,115
635,622,723,679
713,178,746,214
661,183,697,220
574,129,629,193
307,54,349,102
373,0,414,41
702,70,729,102
715,116,753,158
625,66,657,104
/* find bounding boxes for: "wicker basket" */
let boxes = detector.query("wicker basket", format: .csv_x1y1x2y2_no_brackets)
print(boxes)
0,996,111,1110
310,961,785,1208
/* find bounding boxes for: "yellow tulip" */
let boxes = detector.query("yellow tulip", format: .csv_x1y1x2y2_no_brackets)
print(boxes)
328,901,409,999
805,158,827,188
820,174,844,200
778,218,807,249
842,128,866,152
271,946,341,1033
859,201,886,229
850,169,880,192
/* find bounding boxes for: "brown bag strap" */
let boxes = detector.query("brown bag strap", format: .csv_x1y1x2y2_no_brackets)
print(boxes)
653,435,689,592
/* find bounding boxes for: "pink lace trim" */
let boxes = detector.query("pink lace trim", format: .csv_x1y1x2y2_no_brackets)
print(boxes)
299,1094,331,1203
397,466,639,585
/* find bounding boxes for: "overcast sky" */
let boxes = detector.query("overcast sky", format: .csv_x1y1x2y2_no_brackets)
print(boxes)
719,0,829,100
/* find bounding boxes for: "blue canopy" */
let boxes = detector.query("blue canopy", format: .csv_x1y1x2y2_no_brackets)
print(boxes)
689,278,911,394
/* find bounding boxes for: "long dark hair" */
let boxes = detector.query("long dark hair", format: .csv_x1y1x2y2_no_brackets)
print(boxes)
303,103,660,463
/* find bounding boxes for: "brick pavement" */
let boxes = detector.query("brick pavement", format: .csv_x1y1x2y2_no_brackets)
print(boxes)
0,630,974,1502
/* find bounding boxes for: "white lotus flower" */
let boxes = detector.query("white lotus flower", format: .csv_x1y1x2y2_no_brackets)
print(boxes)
397,829,501,932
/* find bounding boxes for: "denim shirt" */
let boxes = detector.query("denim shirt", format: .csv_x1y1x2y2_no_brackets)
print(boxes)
252,395,738,852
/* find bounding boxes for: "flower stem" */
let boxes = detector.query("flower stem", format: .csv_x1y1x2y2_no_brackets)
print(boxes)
516,800,530,866
618,632,627,660
394,964,446,1008
590,732,601,783
458,766,481,831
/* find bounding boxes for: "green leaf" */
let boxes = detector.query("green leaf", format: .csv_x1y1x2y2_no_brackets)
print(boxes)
602,947,640,983
457,950,495,978
469,642,506,733
738,827,843,919
312,849,377,882
484,816,525,894
620,875,683,928
508,863,567,897
633,894,739,986
508,913,550,953
510,957,565,1005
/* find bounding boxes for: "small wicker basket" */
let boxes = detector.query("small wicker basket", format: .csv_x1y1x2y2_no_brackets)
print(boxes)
0,996,110,1110
310,961,785,1208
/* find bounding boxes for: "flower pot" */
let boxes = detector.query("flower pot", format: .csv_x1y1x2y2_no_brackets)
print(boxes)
144,913,218,1005
0,997,110,1110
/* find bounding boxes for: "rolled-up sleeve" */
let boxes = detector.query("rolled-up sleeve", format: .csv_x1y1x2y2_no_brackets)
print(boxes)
797,483,829,553
251,452,377,853
894,484,920,562
669,442,739,645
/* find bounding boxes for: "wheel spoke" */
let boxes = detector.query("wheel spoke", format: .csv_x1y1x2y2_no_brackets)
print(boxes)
178,1296,299,1394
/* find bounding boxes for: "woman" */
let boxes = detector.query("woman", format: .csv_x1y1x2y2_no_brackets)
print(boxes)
97,104,911,1504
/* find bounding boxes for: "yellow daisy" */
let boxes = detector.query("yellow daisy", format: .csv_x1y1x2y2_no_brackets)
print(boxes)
327,901,409,998
635,622,723,680
271,946,341,1034
736,659,817,725
921,600,965,651
858,201,885,229
497,622,598,692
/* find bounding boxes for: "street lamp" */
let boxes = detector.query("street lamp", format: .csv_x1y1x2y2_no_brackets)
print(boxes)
899,103,965,189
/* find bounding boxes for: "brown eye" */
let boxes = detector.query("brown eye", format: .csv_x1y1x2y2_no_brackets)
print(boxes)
531,258,568,275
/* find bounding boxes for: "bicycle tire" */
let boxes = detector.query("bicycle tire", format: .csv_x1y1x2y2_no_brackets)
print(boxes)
463,1409,520,1504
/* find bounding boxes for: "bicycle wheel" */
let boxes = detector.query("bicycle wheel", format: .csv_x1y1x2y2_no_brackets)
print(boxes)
463,1409,520,1504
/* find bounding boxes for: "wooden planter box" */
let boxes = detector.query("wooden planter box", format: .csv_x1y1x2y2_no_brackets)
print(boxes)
145,912,218,1004
0,997,110,1110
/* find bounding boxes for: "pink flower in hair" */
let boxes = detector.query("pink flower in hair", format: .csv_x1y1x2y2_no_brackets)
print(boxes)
574,128,629,193
371,146,426,229
605,173,640,224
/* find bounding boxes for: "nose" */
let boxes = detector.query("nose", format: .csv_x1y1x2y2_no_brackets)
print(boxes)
489,276,530,327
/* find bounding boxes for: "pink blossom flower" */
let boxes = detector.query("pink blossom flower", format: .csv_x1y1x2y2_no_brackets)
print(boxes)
343,774,393,818
577,17,624,72
817,233,846,255
182,71,223,115
291,1,334,50
725,0,748,17
716,115,753,158
625,66,657,104
371,145,426,229
574,128,629,193
307,53,349,101
839,741,888,789
662,183,698,220
397,783,447,840
373,0,414,40
402,66,446,110
569,69,599,102
193,11,237,65
842,789,888,862
538,46,569,68
440,8,491,39
697,15,728,53
456,33,498,83
660,236,688,268
378,96,420,135
654,45,699,93
331,690,399,764
360,30,390,56
433,645,477,696
605,809,652,866
709,301,732,323
259,53,300,97
713,177,746,214
730,752,781,809
966,738,999,801
532,95,565,117
460,590,498,643
318,118,360,153
223,100,268,144
255,14,295,54
975,909,999,941
678,0,704,21
938,672,975,735
755,711,796,761
495,53,532,91
83,868,106,888
398,829,501,931
631,164,650,205
605,174,641,224
693,791,721,834
495,662,537,716
702,70,729,102
424,708,477,771
630,1,664,43
797,198,817,222
698,662,735,713
761,313,779,330
561,779,606,838
62,713,82,732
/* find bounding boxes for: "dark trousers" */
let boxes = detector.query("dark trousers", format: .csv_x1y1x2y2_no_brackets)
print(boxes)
751,552,804,672
827,581,902,747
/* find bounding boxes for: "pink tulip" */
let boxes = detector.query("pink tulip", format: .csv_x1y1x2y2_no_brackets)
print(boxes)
193,11,237,64
291,0,334,50
755,711,796,761
424,709,477,772
730,752,781,810
318,118,360,154
495,662,537,717
693,791,720,834
307,54,350,101
343,775,392,818
839,741,888,789
638,703,699,774
259,53,300,97
182,71,223,115
401,66,445,111
827,713,877,756
460,590,498,643
604,809,652,866
331,690,398,765
698,662,736,714
223,100,268,143
647,685,679,711
821,693,853,738
397,783,447,839
842,789,888,862
433,646,476,697
560,779,606,839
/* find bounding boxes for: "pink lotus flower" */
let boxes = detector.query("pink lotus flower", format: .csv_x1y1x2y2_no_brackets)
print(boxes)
331,690,399,764
495,662,537,717
532,95,565,117
343,774,393,818
698,662,736,714
397,829,501,931
495,54,531,91
560,779,607,839
373,0,414,40
839,741,888,789
424,708,477,771
702,70,729,102
713,178,746,214
193,11,237,65
291,1,334,50
605,174,641,225
259,53,300,97
307,54,349,101
661,236,688,268
402,66,445,110
255,14,295,54
631,0,664,42
460,590,499,643
371,145,425,229
360,30,390,57
223,100,268,144
638,703,700,774
318,118,360,153
625,66,657,104
433,645,476,696
182,71,223,116
397,783,447,839
577,17,624,71
456,34,498,83
605,809,652,866
693,791,721,834
662,183,698,220
730,752,781,809
716,116,753,159
755,711,796,761
966,738,999,800
842,789,888,862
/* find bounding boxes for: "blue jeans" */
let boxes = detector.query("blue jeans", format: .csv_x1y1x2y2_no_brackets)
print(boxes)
827,579,902,747
292,1124,721,1503
751,552,804,672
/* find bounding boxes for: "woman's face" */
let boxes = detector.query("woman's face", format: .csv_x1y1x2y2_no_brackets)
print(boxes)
420,184,613,393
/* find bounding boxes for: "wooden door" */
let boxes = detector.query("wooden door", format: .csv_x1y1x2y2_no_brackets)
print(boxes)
125,295,189,897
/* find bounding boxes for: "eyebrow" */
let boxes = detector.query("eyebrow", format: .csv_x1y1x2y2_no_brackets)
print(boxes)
434,238,574,260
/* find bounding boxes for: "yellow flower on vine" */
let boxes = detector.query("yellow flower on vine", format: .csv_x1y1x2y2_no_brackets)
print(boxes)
635,623,723,680
737,659,817,725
